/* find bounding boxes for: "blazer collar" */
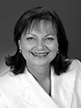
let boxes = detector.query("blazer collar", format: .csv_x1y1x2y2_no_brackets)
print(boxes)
13,64,76,108
13,67,60,108
51,65,76,108
19,68,35,88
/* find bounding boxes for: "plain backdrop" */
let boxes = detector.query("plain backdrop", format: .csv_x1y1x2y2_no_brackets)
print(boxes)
0,0,81,74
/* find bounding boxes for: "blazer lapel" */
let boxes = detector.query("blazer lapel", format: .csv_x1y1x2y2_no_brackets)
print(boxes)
51,66,76,108
13,68,60,108
13,69,37,108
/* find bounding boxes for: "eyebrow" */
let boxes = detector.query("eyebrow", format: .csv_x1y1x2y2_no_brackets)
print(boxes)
44,33,56,37
26,33,55,37
26,33,37,37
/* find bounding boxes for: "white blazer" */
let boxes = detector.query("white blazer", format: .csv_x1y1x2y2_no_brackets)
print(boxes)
0,59,81,108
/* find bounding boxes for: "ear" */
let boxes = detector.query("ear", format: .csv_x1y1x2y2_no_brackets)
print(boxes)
18,40,21,50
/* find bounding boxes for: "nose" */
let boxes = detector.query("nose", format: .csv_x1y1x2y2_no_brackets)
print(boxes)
37,40,44,50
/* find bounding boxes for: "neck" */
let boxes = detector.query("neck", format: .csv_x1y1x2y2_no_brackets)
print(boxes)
26,62,51,83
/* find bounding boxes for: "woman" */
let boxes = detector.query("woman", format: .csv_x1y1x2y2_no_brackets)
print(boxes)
0,6,81,108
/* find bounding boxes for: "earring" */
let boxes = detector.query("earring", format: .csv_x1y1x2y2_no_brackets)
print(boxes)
57,48,59,54
19,49,22,53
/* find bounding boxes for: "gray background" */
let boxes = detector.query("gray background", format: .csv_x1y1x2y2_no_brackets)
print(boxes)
0,0,81,74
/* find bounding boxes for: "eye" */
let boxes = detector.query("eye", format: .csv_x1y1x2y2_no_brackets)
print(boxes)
45,37,54,41
26,37,36,41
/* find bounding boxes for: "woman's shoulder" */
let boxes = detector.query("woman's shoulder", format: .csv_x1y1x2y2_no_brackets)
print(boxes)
59,59,81,78
64,59,81,80
0,70,24,93
71,59,81,105
0,70,16,80
69,59,81,71
0,70,21,87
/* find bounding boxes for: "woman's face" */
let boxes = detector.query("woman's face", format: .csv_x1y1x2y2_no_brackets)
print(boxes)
18,20,58,66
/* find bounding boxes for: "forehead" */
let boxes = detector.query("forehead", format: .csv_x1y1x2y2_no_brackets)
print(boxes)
27,20,57,34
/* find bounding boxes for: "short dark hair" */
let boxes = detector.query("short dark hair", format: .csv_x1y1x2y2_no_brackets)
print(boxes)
5,6,71,75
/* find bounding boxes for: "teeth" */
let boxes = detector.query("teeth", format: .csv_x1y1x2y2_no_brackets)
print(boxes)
31,52,48,57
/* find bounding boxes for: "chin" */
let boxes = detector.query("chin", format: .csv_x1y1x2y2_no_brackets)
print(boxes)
31,59,50,66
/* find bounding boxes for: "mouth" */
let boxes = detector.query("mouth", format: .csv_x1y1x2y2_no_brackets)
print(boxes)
31,52,49,57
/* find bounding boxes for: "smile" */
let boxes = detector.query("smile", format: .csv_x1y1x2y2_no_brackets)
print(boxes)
31,52,49,57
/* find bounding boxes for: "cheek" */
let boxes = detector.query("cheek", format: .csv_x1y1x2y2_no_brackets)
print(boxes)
20,43,31,59
21,43,33,52
48,42,58,51
48,42,58,61
49,48,58,63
